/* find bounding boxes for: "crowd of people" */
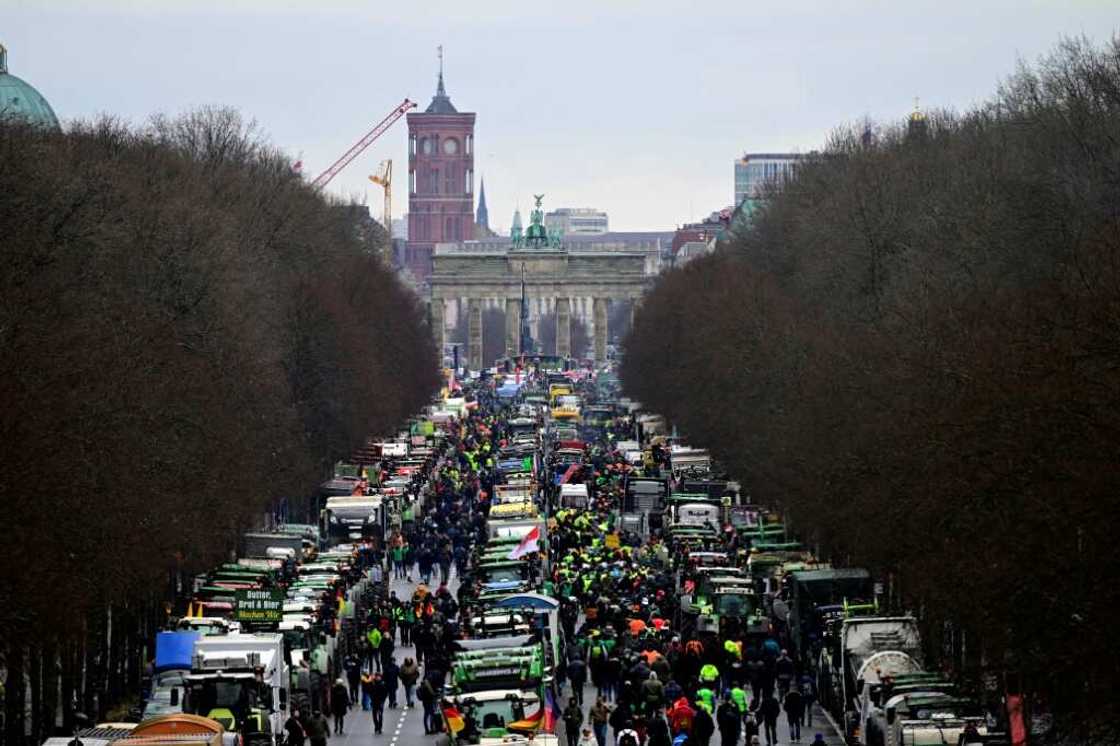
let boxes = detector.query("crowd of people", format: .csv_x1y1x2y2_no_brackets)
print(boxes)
281,369,832,746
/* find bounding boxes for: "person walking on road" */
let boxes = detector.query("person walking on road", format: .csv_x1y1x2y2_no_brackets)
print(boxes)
775,652,794,701
418,676,438,734
783,687,804,742
692,701,715,746
798,675,816,727
330,678,349,735
400,657,420,708
642,672,665,715
306,709,330,746
383,657,400,709
564,697,584,746
366,627,383,673
343,654,362,707
392,542,406,579
590,696,611,746
743,713,759,746
610,700,635,746
716,699,741,746
647,711,672,746
284,708,307,746
360,671,374,711
369,672,389,734
757,694,780,746
569,656,589,706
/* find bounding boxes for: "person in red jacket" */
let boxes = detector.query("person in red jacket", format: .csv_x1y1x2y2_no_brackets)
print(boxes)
668,697,696,736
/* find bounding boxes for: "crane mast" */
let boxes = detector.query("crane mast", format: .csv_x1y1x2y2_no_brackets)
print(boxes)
311,98,416,189
369,159,393,231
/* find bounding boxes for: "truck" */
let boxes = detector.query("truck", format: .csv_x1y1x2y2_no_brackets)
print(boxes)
142,631,200,718
182,633,289,746
662,494,724,546
319,494,385,547
488,516,546,543
788,569,875,667
818,616,924,744
444,637,559,746
881,693,989,746
621,476,668,536
669,446,712,475
241,532,304,561
861,674,958,746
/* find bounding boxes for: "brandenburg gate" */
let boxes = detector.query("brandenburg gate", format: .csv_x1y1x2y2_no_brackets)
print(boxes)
428,196,651,370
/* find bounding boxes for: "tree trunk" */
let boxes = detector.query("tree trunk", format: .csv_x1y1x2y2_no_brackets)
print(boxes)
42,639,59,739
108,606,124,705
5,639,25,746
28,645,41,746
82,617,97,718
60,640,76,735
96,608,109,720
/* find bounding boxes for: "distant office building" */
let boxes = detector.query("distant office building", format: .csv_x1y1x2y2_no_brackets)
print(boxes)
734,153,805,206
545,207,609,236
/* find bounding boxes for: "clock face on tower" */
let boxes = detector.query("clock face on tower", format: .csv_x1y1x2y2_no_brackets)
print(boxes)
421,138,434,155
442,138,459,155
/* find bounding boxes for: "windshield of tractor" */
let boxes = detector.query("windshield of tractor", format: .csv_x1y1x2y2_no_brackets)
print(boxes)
183,677,273,724
462,695,538,732
483,566,526,583
716,593,753,617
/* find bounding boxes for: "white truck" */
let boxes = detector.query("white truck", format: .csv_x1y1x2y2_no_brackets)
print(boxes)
182,633,289,746
319,494,385,545
828,616,924,745
882,692,988,746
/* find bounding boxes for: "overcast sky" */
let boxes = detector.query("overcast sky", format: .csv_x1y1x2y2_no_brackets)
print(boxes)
3,0,1116,231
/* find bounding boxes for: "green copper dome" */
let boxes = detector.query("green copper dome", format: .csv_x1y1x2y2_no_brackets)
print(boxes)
0,44,60,130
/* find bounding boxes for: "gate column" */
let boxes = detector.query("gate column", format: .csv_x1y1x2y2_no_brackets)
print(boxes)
593,297,609,362
430,299,445,358
505,298,521,359
467,298,483,371
556,297,571,358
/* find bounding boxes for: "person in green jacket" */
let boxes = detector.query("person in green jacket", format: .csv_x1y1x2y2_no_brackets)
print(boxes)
367,627,382,672
391,544,407,579
700,663,720,692
696,687,716,714
730,686,750,718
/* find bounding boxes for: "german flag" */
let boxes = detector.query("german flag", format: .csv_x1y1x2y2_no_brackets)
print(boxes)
442,705,465,734
507,708,544,732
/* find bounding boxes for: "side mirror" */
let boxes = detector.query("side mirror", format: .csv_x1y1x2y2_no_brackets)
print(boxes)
170,688,180,706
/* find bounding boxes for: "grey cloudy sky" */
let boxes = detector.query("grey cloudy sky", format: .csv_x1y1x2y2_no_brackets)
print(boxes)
3,0,1116,231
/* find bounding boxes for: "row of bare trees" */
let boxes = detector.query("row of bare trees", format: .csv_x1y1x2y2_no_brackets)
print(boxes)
623,36,1120,735
0,109,438,741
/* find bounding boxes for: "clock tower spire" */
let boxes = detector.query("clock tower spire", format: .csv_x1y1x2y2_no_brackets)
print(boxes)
405,48,476,281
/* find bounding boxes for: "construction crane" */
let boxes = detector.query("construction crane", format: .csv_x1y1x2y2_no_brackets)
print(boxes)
311,98,416,189
368,159,392,231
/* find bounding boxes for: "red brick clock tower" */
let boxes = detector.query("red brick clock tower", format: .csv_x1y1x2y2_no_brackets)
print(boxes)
405,61,475,282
